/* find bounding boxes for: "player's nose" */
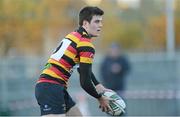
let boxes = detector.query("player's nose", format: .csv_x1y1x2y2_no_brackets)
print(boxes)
99,22,103,27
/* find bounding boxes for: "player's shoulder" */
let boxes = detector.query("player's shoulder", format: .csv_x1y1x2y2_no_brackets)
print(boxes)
65,31,81,44
65,31,94,49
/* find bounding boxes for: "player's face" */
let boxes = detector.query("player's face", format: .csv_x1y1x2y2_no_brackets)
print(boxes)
86,15,103,37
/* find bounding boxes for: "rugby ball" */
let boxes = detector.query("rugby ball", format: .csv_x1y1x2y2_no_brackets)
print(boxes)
102,91,126,116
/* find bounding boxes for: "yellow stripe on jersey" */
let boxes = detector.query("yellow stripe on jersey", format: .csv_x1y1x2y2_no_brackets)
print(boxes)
80,57,93,64
66,34,80,44
77,42,94,48
42,69,66,83
64,50,76,59
48,59,69,71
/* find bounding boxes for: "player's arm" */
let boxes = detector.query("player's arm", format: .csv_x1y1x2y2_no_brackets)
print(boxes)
77,42,101,98
77,42,110,112
78,63,102,98
78,67,106,93
91,72,100,85
77,66,110,94
91,72,109,93
79,63,111,112
77,68,100,86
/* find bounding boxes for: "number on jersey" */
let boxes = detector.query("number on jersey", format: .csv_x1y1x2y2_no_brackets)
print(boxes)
50,38,71,61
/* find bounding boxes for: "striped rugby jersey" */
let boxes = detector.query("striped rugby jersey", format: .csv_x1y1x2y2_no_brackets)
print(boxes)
39,27,95,87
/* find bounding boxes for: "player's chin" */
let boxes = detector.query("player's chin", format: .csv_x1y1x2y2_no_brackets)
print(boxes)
94,33,100,37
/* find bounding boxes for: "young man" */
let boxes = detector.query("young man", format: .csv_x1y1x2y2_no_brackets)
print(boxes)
35,6,111,117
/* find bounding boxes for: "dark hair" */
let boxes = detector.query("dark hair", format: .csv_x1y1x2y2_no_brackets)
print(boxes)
79,6,104,26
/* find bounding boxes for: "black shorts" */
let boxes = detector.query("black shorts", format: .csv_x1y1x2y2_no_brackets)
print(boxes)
35,82,75,115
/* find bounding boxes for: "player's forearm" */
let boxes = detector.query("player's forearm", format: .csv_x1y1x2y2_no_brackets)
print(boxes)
91,72,100,86
79,63,102,99
77,67,100,86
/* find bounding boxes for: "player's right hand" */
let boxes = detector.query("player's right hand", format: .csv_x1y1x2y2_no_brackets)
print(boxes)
97,95,111,112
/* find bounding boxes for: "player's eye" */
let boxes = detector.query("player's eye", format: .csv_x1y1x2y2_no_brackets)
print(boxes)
95,20,100,23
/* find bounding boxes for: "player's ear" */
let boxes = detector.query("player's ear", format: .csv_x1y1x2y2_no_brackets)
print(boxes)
82,20,89,27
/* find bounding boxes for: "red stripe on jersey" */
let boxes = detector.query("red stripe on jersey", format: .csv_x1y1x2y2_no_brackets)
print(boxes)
80,38,91,42
59,58,72,69
71,32,91,42
71,32,81,39
37,78,66,87
67,45,77,54
79,52,94,58
49,66,68,81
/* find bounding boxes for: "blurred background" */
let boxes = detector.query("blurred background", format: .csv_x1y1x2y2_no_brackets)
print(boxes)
0,0,180,116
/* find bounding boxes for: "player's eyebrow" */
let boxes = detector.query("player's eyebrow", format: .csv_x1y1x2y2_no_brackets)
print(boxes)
94,19,102,23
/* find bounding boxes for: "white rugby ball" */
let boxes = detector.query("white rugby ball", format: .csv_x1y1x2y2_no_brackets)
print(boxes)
102,91,126,116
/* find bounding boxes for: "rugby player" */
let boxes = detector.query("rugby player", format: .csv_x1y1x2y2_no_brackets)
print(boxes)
35,6,110,117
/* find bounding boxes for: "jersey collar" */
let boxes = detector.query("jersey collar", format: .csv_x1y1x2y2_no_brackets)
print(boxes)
76,27,92,39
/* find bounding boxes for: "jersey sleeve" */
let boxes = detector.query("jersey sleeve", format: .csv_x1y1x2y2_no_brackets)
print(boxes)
77,41,95,64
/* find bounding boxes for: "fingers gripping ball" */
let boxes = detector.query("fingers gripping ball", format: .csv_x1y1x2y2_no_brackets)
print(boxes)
102,91,126,116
